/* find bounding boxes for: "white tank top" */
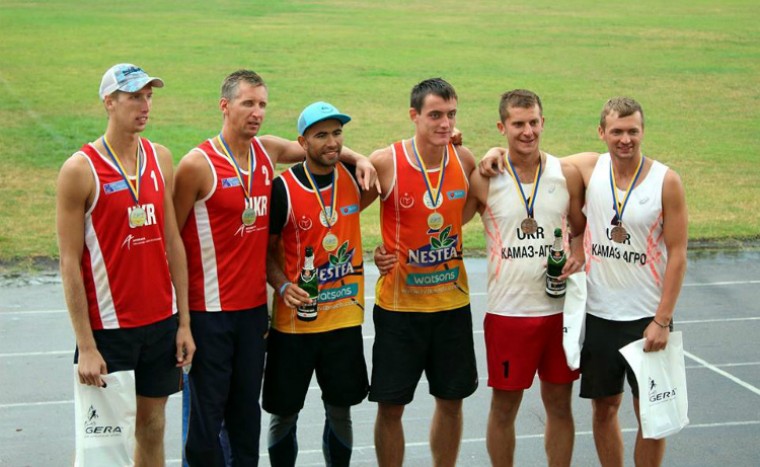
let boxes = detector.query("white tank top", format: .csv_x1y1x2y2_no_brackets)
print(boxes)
584,153,669,321
482,153,569,317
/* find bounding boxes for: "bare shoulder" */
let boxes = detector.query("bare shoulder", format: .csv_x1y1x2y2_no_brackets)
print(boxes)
455,145,477,174
153,143,174,169
176,146,209,171
58,152,94,187
57,152,94,203
369,146,394,170
662,168,685,200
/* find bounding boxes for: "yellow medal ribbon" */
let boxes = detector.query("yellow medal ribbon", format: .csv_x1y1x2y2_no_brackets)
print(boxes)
303,161,338,229
411,138,447,208
102,136,141,205
609,155,645,225
217,134,254,202
504,152,542,219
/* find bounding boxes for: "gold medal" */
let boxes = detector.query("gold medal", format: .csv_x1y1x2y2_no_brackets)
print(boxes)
520,217,538,235
427,212,444,230
129,206,147,228
322,232,339,252
241,207,257,226
611,224,628,243
319,208,339,227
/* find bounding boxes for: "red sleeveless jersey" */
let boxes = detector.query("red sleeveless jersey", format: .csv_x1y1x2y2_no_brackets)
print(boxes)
79,138,175,330
181,137,274,312
271,162,364,334
375,140,470,312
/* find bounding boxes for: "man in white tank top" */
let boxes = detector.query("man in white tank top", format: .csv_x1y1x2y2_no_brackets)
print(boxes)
567,98,688,467
467,90,586,467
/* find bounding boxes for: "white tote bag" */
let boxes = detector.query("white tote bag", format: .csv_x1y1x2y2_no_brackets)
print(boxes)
562,272,587,371
619,331,689,439
73,367,137,466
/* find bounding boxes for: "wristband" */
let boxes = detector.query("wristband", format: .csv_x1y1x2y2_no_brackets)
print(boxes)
278,281,292,297
652,318,670,329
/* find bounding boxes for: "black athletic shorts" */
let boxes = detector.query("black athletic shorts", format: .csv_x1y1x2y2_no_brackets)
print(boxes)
75,315,182,398
262,326,369,416
368,304,478,405
580,314,673,399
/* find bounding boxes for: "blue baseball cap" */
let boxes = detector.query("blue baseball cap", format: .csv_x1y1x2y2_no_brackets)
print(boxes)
99,63,164,100
297,101,351,136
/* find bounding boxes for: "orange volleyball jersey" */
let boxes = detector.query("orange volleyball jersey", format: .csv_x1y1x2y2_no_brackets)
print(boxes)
375,140,470,312
271,162,364,333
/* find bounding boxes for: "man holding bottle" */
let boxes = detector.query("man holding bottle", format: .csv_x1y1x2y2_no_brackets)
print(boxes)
174,70,376,466
264,101,377,467
468,89,586,467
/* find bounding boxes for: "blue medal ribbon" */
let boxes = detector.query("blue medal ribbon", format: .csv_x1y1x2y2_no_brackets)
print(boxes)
411,138,447,209
217,134,255,204
609,155,645,226
102,136,142,205
505,152,542,219
302,161,338,229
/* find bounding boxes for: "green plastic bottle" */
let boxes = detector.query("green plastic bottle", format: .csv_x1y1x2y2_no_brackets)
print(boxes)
296,246,319,321
545,228,567,298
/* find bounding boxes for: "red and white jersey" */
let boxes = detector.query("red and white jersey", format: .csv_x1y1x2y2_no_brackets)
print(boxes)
79,138,176,330
584,153,669,321
181,137,274,312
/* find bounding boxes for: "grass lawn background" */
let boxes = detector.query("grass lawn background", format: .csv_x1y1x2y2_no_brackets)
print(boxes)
0,0,758,266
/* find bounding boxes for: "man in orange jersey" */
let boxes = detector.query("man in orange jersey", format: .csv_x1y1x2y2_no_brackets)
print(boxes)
368,78,478,467
57,63,194,466
265,101,378,467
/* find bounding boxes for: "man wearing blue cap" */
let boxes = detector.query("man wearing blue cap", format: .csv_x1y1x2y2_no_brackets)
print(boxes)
263,101,377,467
57,63,195,465
174,70,377,466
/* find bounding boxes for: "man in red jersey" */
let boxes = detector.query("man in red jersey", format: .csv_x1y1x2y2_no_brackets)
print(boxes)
57,63,195,466
174,70,376,466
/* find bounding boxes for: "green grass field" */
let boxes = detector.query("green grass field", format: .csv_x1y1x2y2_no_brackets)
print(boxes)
1,0,758,266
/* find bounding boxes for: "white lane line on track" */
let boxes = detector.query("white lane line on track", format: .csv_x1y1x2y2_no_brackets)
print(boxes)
684,350,760,396
2,277,759,316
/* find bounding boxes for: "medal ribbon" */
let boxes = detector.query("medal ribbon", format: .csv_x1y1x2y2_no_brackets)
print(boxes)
217,134,255,203
102,136,141,205
411,138,447,208
609,155,645,225
303,161,338,229
505,152,542,219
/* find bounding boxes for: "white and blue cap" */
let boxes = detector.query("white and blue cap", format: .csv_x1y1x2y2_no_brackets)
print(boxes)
297,101,351,136
99,63,164,100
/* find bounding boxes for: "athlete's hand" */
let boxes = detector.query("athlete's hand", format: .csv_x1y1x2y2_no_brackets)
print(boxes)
374,244,397,276
77,348,108,387
478,147,506,177
643,320,670,352
175,324,196,368
355,157,381,195
559,253,585,280
281,283,313,309
450,127,463,146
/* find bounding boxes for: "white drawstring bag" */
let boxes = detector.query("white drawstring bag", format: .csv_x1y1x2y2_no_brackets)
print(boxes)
562,272,587,371
619,331,690,439
74,367,136,466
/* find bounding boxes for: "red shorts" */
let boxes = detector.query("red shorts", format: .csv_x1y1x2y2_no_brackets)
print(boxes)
484,313,579,390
